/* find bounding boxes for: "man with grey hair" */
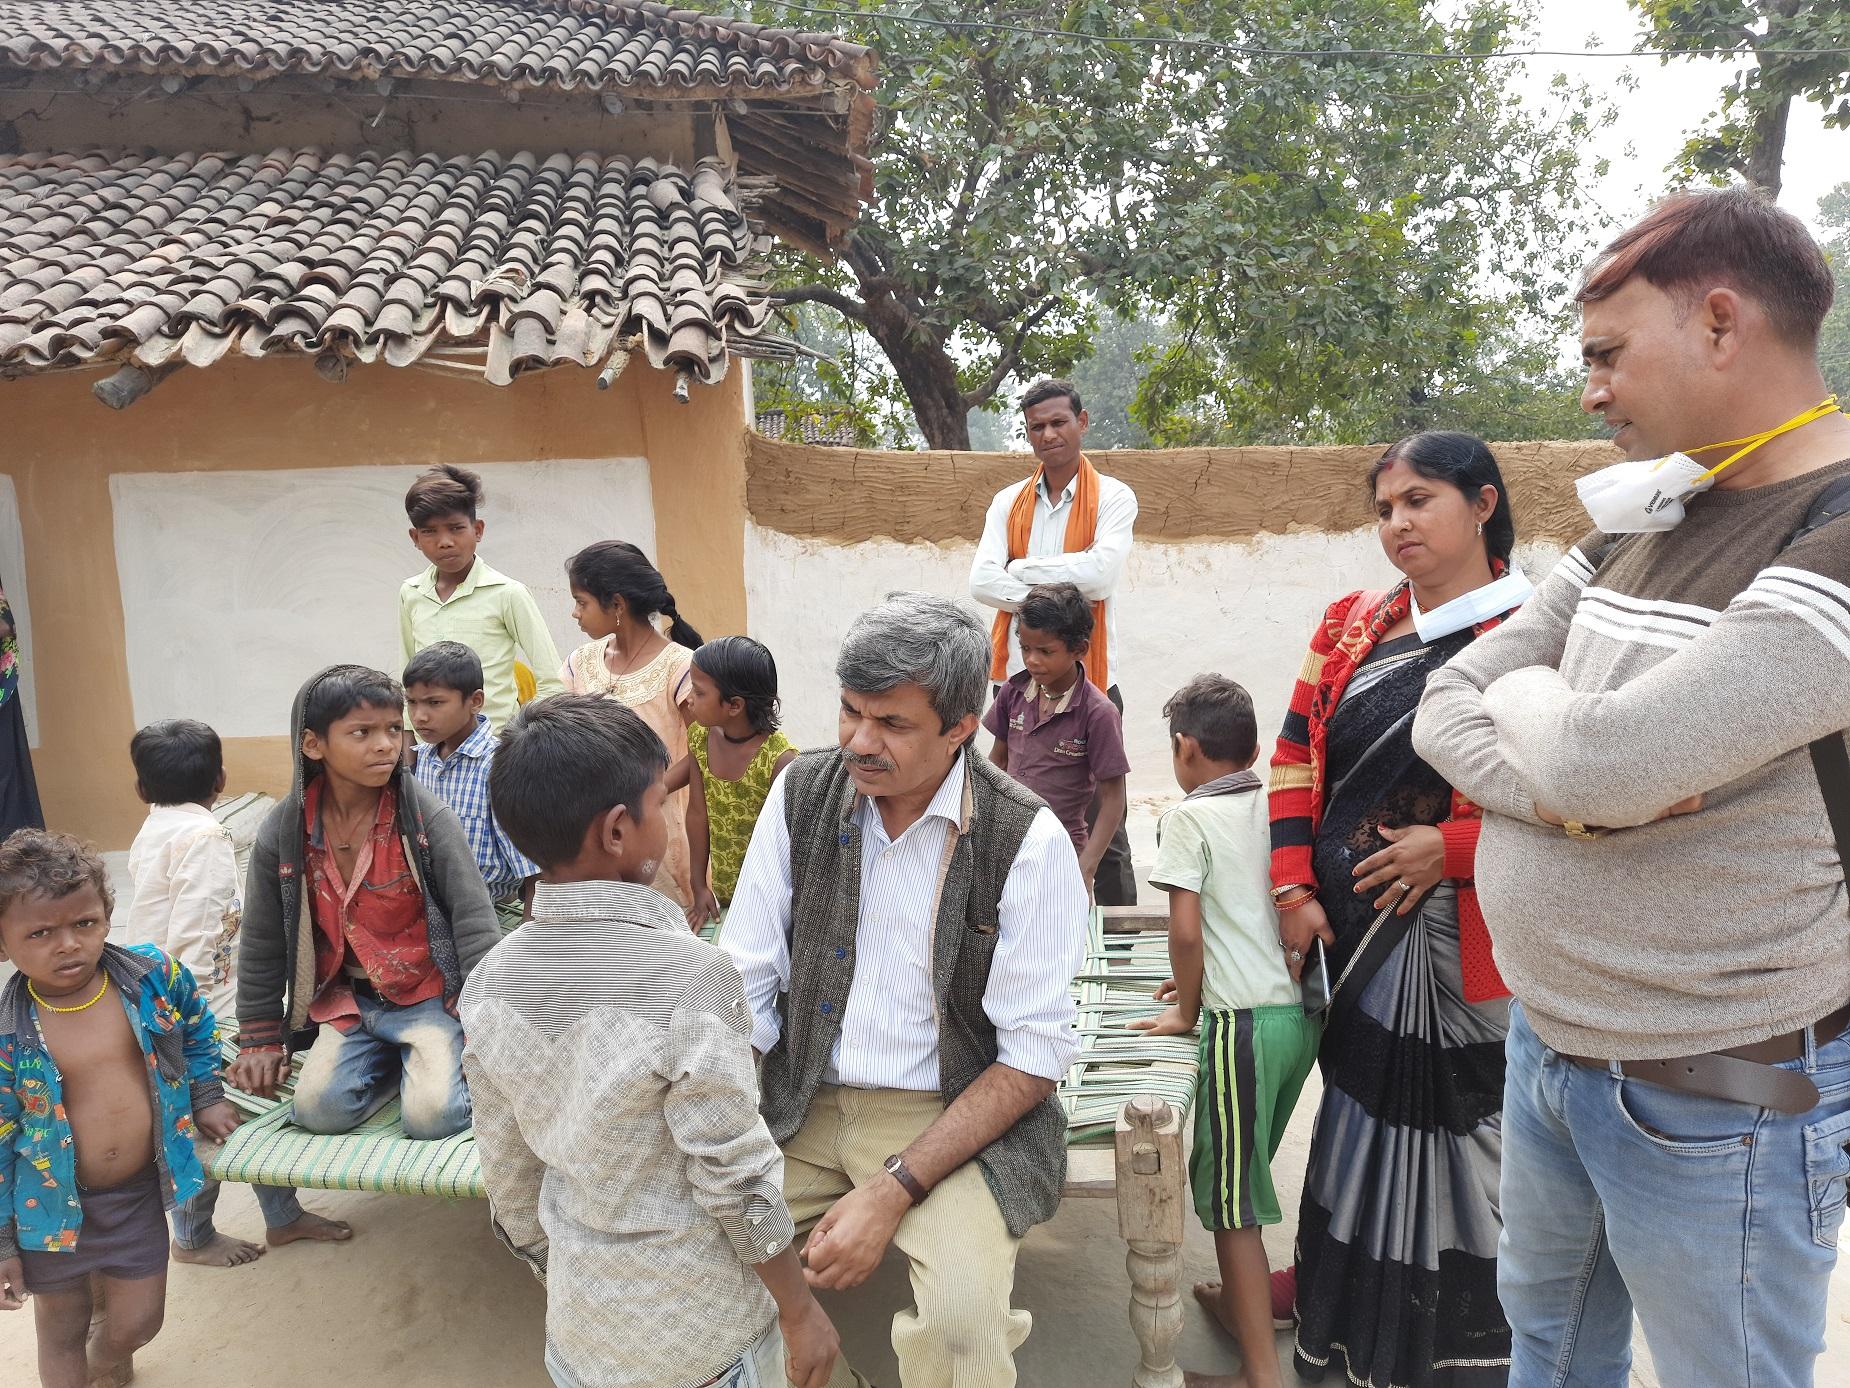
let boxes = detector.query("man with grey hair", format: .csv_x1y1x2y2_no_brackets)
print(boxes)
724,591,1089,1388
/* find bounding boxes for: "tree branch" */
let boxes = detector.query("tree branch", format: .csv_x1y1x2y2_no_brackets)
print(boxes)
962,296,1063,409
771,285,867,324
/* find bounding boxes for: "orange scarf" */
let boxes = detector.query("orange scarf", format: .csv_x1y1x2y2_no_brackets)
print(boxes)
988,456,1110,692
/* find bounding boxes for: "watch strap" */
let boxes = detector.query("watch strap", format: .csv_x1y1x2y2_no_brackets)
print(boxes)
883,1153,927,1206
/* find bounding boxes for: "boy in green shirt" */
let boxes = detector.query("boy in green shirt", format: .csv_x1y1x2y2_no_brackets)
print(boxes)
399,464,563,731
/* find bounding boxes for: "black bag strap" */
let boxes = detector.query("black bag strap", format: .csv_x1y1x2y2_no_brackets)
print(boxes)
1786,475,1850,893
1811,735,1850,893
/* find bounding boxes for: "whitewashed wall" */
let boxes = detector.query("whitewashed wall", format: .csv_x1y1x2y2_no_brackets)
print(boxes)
745,520,1563,804
111,459,654,738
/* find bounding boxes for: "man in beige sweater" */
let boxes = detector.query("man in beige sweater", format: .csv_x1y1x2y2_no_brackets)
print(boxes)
1414,189,1850,1388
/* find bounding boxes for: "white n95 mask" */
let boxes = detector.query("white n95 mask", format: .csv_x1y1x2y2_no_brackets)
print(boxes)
1574,453,1715,534
1574,396,1843,535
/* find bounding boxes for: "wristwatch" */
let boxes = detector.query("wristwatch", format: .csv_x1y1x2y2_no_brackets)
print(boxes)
1561,820,1607,840
883,1153,928,1206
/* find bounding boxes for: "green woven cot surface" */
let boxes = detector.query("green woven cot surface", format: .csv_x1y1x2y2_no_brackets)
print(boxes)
209,913,1195,1195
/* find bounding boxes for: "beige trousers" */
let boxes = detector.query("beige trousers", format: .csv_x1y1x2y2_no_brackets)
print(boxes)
784,1085,1030,1388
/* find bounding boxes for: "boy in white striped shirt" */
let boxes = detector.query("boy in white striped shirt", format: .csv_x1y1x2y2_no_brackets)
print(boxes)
460,694,841,1388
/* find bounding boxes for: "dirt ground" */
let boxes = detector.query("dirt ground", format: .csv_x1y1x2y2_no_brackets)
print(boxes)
2,1063,1846,1387
2,821,1846,1385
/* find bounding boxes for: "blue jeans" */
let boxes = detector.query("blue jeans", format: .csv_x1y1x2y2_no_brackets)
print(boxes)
1500,1001,1850,1388
170,1163,304,1249
291,994,470,1140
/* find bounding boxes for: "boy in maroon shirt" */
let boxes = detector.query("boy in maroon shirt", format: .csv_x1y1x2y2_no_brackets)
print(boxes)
983,582,1130,898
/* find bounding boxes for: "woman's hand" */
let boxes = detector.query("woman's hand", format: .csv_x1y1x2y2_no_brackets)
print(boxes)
1353,824,1445,915
1278,896,1335,981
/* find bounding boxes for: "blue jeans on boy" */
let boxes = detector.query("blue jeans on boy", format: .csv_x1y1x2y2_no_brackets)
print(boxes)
291,993,470,1140
1500,1001,1850,1388
170,1148,305,1249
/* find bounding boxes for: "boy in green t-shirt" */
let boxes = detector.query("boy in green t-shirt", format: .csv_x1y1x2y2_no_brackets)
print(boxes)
1134,674,1318,1388
398,464,563,732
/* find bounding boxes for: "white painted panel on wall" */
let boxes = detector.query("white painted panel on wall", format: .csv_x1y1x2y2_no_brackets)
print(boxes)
0,475,37,747
744,522,1563,803
112,459,654,739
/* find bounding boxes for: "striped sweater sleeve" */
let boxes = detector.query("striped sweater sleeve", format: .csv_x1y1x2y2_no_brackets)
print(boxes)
1413,545,1586,826
1267,595,1350,891
1480,527,1850,827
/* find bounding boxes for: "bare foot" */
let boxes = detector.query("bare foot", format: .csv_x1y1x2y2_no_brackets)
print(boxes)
172,1232,267,1267
266,1212,354,1247
1194,1280,1237,1337
87,1357,133,1387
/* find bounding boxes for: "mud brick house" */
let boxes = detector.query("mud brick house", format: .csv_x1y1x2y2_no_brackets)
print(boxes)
0,0,873,844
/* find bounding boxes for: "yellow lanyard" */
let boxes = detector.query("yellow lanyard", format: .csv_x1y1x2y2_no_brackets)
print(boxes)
1679,396,1842,485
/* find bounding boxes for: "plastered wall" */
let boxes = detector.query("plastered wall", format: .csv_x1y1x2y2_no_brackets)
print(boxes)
745,522,1566,804
6,353,747,847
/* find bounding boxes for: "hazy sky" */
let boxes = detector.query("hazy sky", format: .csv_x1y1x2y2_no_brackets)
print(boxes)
1517,0,1845,235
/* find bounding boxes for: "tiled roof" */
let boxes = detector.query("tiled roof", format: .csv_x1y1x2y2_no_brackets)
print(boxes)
0,0,875,97
755,408,856,446
0,147,780,385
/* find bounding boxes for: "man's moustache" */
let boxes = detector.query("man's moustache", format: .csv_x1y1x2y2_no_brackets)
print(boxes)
847,756,896,773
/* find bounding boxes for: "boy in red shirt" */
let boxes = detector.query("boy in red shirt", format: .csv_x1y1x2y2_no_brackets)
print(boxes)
983,582,1130,897
225,665,501,1141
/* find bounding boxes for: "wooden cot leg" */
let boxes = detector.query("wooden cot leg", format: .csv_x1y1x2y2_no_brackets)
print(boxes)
1116,1095,1186,1388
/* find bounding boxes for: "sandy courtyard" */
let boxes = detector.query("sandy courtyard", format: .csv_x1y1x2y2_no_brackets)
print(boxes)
3,1064,1848,1387
4,816,1848,1386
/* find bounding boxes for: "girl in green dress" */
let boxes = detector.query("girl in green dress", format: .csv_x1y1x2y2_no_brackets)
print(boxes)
682,637,797,928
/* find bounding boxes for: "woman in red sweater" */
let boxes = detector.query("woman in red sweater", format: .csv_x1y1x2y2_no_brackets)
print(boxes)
1267,433,1525,1388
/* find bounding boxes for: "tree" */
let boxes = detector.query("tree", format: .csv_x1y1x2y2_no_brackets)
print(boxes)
1064,313,1171,449
1125,4,1613,445
1820,182,1850,400
1631,0,1850,198
760,1,1612,449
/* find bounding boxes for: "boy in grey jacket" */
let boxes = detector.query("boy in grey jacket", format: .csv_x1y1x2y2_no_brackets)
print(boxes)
225,665,500,1142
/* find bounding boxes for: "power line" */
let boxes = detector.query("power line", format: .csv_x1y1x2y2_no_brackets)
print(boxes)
753,0,1850,63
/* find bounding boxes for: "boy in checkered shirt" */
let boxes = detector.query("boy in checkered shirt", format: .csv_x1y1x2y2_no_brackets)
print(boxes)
405,642,538,931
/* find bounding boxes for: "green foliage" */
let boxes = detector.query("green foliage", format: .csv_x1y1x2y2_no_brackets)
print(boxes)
1064,313,1172,449
753,2,1615,447
1821,182,1850,400
1631,0,1850,192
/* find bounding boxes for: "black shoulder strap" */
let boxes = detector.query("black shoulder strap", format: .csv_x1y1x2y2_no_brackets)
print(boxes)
1788,476,1850,895
1788,475,1850,549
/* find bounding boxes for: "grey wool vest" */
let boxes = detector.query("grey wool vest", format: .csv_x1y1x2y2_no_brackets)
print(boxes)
759,745,1068,1237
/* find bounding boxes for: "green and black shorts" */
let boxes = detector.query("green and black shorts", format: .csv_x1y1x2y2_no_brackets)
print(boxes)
1189,1004,1320,1230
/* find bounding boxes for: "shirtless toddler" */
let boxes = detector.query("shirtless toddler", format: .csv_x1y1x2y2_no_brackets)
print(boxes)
0,829,239,1387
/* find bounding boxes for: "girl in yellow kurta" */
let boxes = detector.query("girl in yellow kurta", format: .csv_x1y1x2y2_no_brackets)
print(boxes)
559,541,703,908
682,637,797,927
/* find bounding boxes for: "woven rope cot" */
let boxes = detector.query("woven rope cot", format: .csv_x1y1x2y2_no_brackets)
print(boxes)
209,913,1197,1197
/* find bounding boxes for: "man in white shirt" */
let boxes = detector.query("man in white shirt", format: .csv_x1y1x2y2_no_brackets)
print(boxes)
970,379,1140,903
724,593,1088,1388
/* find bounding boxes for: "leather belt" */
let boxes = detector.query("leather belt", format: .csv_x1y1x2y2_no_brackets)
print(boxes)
1564,1002,1850,1116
